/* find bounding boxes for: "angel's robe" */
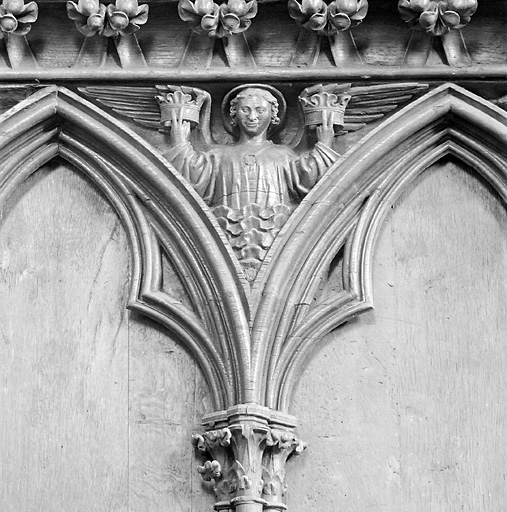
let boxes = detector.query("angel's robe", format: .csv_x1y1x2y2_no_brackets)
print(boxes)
165,139,339,279
165,140,339,212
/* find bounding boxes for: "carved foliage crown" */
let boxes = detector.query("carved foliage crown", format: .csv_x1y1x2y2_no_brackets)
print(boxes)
299,84,351,128
156,85,207,128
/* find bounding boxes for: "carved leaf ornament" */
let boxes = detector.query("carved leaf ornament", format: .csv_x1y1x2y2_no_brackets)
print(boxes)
0,0,482,46
398,0,477,36
288,0,368,35
66,0,148,37
107,0,148,35
178,0,257,37
0,0,37,37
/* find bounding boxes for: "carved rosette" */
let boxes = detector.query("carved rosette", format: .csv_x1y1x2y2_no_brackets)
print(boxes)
67,0,149,67
193,405,306,512
67,0,149,37
398,0,477,36
0,0,38,67
178,0,257,38
288,0,368,35
0,0,37,38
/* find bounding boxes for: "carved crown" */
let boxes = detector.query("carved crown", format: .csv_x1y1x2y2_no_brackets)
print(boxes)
299,88,351,128
156,87,206,129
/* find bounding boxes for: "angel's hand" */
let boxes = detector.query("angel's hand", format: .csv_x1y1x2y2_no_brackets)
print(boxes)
316,110,335,147
169,110,192,145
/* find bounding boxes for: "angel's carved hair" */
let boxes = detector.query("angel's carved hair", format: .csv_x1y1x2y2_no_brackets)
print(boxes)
230,88,280,127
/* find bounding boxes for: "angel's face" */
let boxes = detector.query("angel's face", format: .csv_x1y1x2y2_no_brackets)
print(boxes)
235,95,272,138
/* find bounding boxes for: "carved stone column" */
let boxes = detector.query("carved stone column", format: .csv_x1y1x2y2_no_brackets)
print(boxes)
193,405,306,512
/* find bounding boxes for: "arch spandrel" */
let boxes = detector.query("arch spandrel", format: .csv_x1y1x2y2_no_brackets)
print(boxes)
256,83,507,411
0,85,252,410
3,0,507,506
4,81,507,511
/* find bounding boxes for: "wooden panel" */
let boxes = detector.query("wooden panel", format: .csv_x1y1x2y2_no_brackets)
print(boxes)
0,158,216,510
393,158,507,509
128,315,214,512
0,159,131,511
289,157,507,510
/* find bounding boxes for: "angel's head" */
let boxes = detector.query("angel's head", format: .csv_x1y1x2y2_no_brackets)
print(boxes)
230,88,280,138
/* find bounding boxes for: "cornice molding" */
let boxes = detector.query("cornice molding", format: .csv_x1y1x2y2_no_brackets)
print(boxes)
0,1,501,74
5,67,507,82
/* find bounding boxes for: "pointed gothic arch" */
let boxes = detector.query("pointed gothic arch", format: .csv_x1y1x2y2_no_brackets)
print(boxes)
0,86,252,410
251,83,507,410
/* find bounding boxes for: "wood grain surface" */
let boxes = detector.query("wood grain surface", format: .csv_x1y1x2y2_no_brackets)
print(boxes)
128,315,213,512
0,160,130,511
0,159,213,511
288,156,507,511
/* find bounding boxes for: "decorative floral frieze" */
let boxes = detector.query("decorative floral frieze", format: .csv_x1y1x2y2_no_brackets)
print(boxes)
0,0,38,38
178,0,257,38
398,0,477,36
288,0,368,35
67,0,149,37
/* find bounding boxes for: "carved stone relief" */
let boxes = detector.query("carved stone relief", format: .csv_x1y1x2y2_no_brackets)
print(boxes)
80,81,427,282
193,405,305,512
0,1,505,510
1,81,507,510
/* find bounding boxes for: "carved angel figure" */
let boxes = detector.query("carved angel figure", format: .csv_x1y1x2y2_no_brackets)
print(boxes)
79,82,428,281
163,85,340,280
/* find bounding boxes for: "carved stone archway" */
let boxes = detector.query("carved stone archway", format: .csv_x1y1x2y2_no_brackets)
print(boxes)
261,83,507,411
0,85,251,412
4,81,507,512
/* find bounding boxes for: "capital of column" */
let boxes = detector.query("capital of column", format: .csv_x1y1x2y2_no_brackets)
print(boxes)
192,404,306,512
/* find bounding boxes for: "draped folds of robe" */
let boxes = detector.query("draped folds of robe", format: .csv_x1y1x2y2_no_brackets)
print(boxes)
165,139,339,280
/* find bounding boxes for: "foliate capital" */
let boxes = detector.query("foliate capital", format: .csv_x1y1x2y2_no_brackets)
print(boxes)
193,405,306,512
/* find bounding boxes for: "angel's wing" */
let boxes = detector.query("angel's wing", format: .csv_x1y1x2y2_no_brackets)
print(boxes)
343,82,429,133
291,82,429,148
78,85,161,129
78,85,215,145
